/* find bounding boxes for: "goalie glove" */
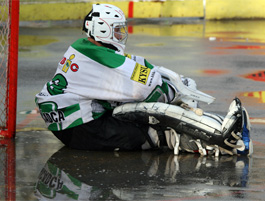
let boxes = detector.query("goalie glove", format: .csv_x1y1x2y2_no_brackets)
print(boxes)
156,66,215,104
164,76,198,108
180,75,197,90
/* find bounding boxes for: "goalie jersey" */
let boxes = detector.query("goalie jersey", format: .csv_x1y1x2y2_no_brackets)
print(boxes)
35,38,170,131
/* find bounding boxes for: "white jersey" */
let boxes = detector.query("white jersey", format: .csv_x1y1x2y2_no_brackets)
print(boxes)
35,38,169,131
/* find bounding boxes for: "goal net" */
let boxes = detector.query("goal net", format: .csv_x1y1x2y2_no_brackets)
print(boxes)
0,0,19,138
0,0,18,199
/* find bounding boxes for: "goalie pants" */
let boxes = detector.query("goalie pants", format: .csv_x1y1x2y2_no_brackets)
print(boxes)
52,111,149,151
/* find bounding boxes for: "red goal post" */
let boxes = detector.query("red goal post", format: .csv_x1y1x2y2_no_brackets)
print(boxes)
0,0,19,138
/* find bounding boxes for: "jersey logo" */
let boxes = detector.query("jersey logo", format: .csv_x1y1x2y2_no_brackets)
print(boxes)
47,74,68,95
39,102,65,124
131,63,150,85
60,54,79,73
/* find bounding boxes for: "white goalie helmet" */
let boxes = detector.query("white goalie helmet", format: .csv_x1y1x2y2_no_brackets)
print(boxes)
82,4,128,54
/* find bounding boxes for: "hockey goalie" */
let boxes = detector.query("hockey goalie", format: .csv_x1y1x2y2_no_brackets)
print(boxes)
35,4,253,157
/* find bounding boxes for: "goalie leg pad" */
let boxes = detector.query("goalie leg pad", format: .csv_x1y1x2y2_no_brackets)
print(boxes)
113,102,225,146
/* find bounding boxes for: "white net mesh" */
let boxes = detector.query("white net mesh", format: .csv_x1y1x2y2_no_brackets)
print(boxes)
0,0,10,197
0,0,9,130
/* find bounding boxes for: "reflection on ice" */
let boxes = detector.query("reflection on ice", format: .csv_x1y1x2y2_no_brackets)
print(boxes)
35,147,251,200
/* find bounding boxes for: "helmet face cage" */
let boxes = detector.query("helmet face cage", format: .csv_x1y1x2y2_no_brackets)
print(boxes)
83,4,128,54
112,22,128,45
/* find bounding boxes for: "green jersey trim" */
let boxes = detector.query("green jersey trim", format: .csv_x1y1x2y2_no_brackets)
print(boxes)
48,123,63,132
60,104,80,118
144,59,154,69
144,81,169,102
92,111,105,120
38,101,83,131
71,38,126,68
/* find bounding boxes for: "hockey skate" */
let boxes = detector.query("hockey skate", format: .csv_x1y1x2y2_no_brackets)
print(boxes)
186,97,253,156
221,98,253,156
163,97,253,156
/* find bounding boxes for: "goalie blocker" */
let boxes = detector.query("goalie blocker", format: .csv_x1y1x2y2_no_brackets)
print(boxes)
112,98,253,156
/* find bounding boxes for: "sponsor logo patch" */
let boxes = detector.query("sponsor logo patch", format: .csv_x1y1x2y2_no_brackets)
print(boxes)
131,63,150,85
60,54,79,73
